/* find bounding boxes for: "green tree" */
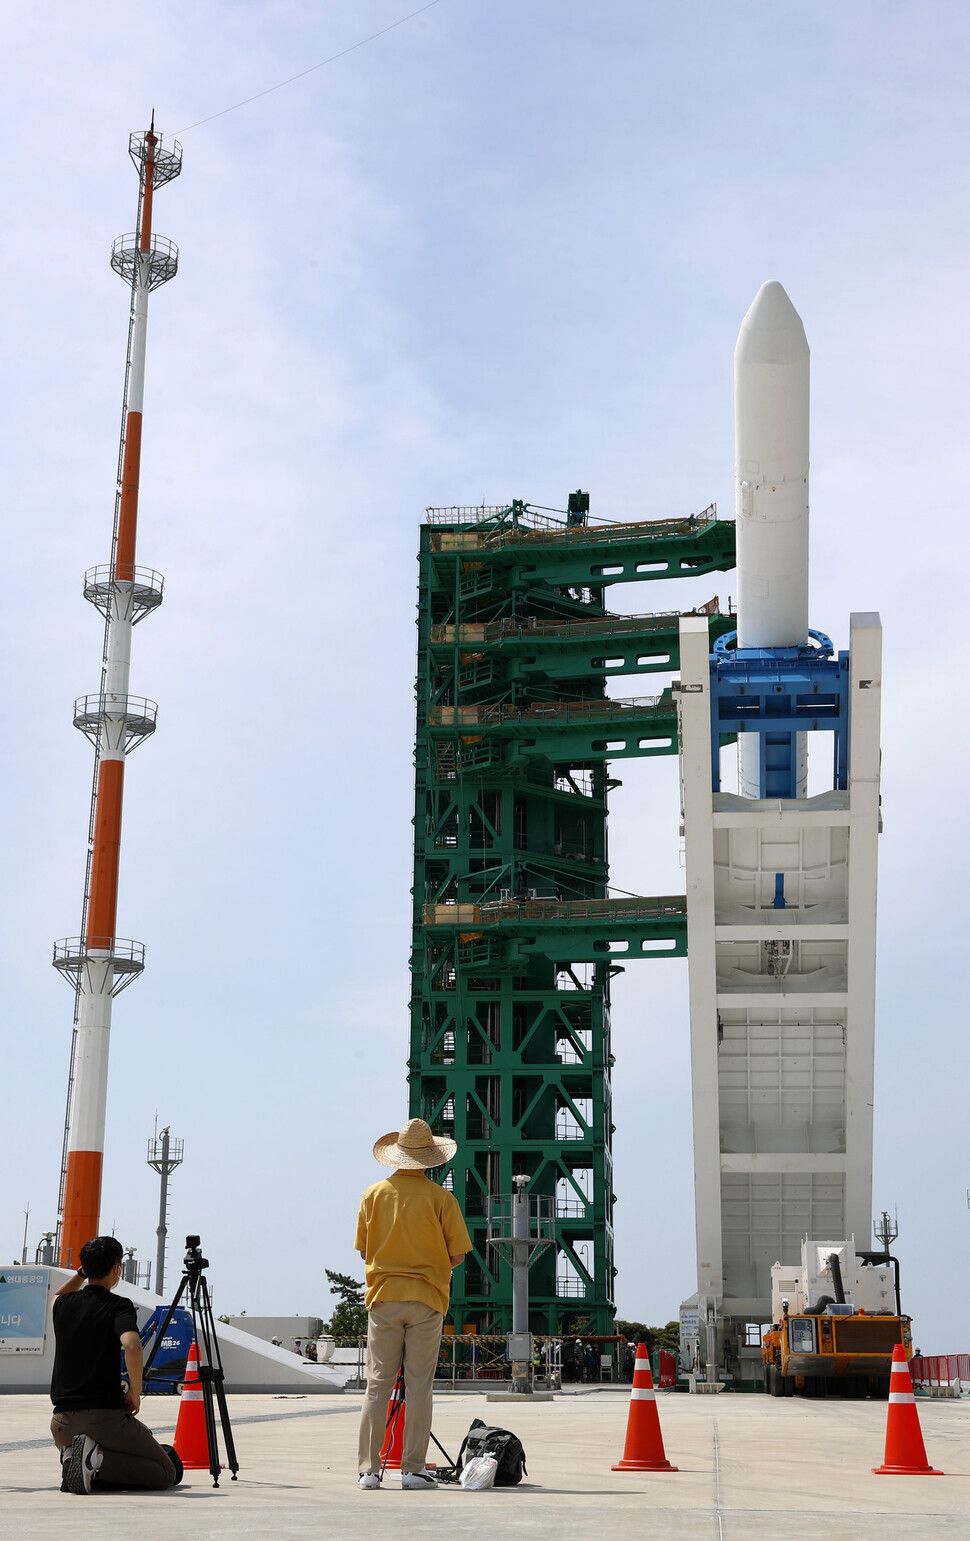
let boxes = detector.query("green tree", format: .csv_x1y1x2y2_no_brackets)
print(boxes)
654,1320,680,1353
615,1319,681,1354
324,1268,367,1339
615,1319,655,1351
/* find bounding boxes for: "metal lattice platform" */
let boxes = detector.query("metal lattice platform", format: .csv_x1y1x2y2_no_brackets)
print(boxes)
111,232,179,289
53,936,145,997
72,693,157,752
83,565,164,623
128,131,183,188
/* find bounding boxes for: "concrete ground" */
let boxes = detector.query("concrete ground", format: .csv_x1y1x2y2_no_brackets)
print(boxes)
2,1388,967,1540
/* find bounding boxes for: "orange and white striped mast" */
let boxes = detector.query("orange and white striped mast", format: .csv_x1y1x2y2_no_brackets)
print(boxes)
54,124,181,1265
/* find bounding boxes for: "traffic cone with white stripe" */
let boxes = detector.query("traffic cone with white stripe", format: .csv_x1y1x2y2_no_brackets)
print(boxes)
612,1344,678,1471
173,1342,212,1470
872,1344,943,1475
379,1375,405,1471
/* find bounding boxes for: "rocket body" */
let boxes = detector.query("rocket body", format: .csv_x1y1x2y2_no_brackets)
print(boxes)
734,281,810,798
734,280,810,650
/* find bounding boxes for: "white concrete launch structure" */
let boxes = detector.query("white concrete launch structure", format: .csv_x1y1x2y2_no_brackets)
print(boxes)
678,282,882,1380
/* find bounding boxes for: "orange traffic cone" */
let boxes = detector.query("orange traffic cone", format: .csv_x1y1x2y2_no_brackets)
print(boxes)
173,1343,212,1470
612,1344,678,1472
379,1376,405,1471
873,1345,943,1475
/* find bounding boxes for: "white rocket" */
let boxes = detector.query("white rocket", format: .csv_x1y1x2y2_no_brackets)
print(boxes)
677,279,883,1370
734,280,811,795
735,279,810,647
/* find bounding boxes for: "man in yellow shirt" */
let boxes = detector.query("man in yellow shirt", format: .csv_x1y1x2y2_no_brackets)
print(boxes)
355,1118,472,1489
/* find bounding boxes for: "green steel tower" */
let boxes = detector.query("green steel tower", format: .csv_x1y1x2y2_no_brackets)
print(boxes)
409,498,735,1334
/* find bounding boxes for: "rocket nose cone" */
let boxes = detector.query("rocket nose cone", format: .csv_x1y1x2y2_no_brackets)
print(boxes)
735,280,809,365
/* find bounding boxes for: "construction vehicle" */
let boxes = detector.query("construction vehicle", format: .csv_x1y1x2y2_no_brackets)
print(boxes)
762,1238,911,1398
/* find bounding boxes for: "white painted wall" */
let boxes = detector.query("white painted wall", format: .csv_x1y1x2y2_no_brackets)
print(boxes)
0,1269,344,1394
679,614,882,1322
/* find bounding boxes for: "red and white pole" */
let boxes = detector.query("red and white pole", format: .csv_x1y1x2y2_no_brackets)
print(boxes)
56,126,181,1266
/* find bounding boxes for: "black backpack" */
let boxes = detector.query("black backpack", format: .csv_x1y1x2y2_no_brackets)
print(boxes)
456,1417,527,1486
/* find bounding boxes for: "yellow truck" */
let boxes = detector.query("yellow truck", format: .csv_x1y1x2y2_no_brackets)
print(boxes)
762,1240,911,1399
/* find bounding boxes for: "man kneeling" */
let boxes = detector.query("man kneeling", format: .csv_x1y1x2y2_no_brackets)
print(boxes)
50,1236,181,1494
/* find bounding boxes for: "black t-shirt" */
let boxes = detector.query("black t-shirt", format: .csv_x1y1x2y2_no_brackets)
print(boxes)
50,1285,139,1411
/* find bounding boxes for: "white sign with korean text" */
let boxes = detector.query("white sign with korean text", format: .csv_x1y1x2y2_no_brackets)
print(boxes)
0,1268,50,1354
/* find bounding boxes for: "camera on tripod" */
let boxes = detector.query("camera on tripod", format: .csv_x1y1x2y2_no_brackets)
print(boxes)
143,1231,238,1485
184,1234,209,1273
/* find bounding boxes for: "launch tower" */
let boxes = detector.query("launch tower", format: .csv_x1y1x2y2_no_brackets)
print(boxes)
410,500,736,1332
53,127,181,1264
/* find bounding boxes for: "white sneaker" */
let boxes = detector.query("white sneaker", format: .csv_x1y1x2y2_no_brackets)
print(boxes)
401,1470,438,1489
61,1435,102,1495
358,1472,381,1490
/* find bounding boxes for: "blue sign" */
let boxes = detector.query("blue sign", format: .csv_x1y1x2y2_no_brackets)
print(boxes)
0,1268,50,1354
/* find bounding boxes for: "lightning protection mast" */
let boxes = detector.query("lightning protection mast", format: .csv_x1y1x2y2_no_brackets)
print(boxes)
53,124,182,1266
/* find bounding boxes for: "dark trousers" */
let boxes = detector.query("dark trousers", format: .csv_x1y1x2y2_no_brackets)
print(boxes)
51,1407,176,1490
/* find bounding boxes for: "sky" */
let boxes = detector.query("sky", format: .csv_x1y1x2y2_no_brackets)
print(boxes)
1,0,968,1350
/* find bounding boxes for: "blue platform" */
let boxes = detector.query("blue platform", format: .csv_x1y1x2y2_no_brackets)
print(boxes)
709,630,849,797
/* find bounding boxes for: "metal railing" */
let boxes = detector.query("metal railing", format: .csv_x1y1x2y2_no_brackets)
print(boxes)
128,131,183,189
52,936,146,998
83,565,164,623
424,895,687,928
429,597,722,646
910,1354,970,1388
426,504,564,532
425,503,721,548
72,693,158,753
434,1334,562,1387
492,505,719,549
480,895,686,926
110,233,179,290
429,694,669,728
338,1334,634,1388
424,895,686,927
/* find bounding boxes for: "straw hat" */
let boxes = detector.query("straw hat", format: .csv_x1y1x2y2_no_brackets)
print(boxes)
373,1117,457,1170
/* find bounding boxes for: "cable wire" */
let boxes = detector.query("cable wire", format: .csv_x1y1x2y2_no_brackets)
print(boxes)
176,0,446,134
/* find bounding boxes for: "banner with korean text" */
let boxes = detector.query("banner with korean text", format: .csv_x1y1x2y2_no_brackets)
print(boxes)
0,1268,50,1354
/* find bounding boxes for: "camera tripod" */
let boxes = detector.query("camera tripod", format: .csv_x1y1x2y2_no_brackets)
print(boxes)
143,1234,238,1487
380,1366,458,1482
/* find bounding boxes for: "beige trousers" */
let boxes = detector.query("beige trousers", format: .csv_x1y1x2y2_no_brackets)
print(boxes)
357,1300,443,1475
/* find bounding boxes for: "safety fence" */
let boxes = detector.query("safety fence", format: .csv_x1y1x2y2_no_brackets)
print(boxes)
910,1354,970,1390
436,1334,567,1386
329,1333,653,1388
328,1334,561,1388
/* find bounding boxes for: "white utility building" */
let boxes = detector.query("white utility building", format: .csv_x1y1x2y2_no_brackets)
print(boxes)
677,282,882,1381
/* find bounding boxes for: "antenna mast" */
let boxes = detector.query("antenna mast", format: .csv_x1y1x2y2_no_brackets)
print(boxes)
53,127,182,1264
148,1125,184,1295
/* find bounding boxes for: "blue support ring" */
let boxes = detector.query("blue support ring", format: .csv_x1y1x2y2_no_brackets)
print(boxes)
712,628,834,664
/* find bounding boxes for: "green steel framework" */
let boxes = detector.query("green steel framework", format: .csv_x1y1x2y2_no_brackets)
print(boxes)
408,499,736,1334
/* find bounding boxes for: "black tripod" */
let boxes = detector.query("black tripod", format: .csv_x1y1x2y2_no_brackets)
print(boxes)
380,1366,458,1482
143,1234,238,1487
